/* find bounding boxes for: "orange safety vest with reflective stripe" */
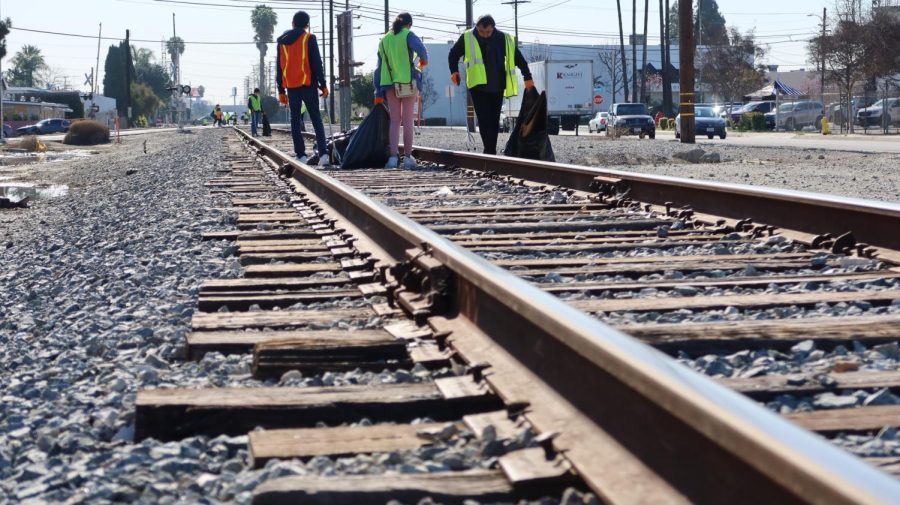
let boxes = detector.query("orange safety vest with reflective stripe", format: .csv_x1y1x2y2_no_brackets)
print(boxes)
279,32,312,88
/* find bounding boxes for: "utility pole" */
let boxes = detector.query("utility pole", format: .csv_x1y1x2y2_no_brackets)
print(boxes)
95,23,102,95
631,0,637,101
329,0,335,123
678,0,694,143
465,0,475,132
639,0,649,103
664,0,672,115
501,0,530,42
820,7,827,102
659,0,667,112
125,29,133,128
384,0,390,33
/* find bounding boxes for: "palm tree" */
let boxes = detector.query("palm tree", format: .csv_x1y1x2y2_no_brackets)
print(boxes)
251,5,278,96
616,0,629,102
166,36,185,83
8,45,48,87
640,0,649,103
132,47,155,69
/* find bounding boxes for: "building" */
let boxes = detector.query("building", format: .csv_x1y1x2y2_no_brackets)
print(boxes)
2,82,75,132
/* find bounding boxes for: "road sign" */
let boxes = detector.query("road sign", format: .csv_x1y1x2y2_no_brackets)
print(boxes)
593,95,603,105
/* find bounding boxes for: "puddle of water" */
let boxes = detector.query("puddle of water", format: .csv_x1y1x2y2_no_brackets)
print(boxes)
0,183,69,203
0,150,93,168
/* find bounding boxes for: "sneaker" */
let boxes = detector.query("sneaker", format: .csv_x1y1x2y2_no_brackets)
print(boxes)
403,155,417,169
385,156,399,169
297,155,309,164
306,153,320,166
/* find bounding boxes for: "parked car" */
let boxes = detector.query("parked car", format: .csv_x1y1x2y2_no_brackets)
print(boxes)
607,103,655,139
2,123,11,139
675,106,727,140
588,111,609,133
765,101,824,131
15,118,72,135
856,98,900,127
727,101,775,124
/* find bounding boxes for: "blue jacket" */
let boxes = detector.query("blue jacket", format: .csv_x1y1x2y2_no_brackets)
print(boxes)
374,30,428,98
275,28,327,92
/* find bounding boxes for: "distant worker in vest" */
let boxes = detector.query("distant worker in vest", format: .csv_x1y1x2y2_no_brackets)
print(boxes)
448,14,534,155
248,88,263,136
213,105,224,127
276,10,330,166
374,12,428,169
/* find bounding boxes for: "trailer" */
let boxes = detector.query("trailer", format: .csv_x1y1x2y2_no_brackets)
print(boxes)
504,60,594,135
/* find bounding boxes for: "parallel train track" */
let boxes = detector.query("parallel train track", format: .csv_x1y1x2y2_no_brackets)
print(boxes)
134,127,900,504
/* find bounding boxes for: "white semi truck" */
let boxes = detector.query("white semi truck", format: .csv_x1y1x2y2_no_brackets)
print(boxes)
504,59,594,135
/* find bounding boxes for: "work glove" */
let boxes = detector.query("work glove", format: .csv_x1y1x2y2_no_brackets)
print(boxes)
320,86,329,98
374,96,384,105
524,80,535,89
278,93,288,106
450,72,460,86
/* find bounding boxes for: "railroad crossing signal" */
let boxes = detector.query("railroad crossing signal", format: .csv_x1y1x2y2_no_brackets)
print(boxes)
91,105,100,113
593,95,603,105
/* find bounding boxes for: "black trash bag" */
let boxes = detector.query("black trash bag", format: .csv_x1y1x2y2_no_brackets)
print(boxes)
503,88,555,162
326,128,357,166
340,103,391,169
262,113,272,137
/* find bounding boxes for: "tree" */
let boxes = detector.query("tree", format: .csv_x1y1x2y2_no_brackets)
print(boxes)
809,17,867,133
864,7,900,86
135,62,171,101
597,49,626,103
420,72,438,113
616,0,629,101
699,28,766,116
130,82,163,120
166,36,185,82
103,42,134,116
350,71,375,110
0,18,11,61
251,5,278,96
7,45,48,87
668,0,727,46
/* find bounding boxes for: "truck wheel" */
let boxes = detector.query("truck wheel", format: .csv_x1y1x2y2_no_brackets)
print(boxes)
649,131,655,139
707,134,714,139
720,131,727,140
675,131,680,139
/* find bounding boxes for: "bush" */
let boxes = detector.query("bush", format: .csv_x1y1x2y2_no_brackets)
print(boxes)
135,115,149,128
750,112,766,131
739,112,766,132
17,135,47,152
63,120,110,145
658,118,668,130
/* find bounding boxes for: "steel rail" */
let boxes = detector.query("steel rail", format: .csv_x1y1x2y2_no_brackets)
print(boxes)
408,146,900,252
237,128,900,504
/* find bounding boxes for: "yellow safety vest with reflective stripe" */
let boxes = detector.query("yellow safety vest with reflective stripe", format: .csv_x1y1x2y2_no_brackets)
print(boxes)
379,28,412,86
463,30,518,98
248,94,261,112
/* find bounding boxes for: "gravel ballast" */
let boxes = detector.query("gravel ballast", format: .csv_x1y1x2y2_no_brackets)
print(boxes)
411,129,900,202
0,130,601,504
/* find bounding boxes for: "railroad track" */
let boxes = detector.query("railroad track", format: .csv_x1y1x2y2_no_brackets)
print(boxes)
134,127,900,504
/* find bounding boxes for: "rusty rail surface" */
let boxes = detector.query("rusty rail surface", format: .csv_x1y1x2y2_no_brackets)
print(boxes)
240,128,900,504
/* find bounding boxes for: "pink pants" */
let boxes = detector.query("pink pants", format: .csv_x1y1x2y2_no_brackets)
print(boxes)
385,88,416,156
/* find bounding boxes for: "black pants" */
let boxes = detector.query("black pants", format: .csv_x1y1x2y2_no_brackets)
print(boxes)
471,89,504,155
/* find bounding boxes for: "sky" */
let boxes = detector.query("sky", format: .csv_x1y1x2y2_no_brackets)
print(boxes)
3,0,830,104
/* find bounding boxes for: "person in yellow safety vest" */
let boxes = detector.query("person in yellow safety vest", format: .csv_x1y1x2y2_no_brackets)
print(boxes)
213,105,223,127
447,14,534,155
247,88,263,137
374,12,429,169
